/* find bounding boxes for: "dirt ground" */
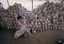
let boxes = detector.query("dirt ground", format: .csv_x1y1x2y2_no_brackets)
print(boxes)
0,29,64,44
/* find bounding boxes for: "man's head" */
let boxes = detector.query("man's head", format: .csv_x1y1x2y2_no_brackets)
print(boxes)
17,16,23,20
17,16,23,22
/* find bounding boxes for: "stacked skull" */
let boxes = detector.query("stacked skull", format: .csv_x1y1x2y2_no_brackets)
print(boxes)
32,1,64,32
0,1,64,33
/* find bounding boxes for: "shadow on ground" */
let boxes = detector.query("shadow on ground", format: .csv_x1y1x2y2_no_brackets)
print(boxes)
0,29,64,44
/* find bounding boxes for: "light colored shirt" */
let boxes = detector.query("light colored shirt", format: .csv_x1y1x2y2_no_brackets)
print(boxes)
17,19,27,28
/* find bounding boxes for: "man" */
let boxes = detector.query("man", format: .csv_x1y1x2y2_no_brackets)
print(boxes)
14,16,31,38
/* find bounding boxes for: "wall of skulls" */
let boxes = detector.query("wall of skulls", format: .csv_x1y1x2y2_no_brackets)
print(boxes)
0,3,34,30
32,1,64,33
0,1,64,33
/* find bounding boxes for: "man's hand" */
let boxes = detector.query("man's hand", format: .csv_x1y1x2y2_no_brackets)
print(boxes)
26,25,31,28
17,25,20,30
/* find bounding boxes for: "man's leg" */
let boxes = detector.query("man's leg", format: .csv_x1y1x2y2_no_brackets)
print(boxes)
26,28,31,35
14,30,21,38
14,27,26,38
22,28,31,37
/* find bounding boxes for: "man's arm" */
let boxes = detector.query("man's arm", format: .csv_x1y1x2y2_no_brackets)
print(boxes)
26,20,29,25
16,24,20,30
26,20,31,28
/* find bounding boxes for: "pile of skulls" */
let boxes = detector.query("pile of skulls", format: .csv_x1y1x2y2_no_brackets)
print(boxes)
0,2,7,28
0,3,33,29
32,1,64,33
0,1,64,33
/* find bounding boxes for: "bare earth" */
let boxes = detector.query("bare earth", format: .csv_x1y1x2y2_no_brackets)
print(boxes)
0,29,64,44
